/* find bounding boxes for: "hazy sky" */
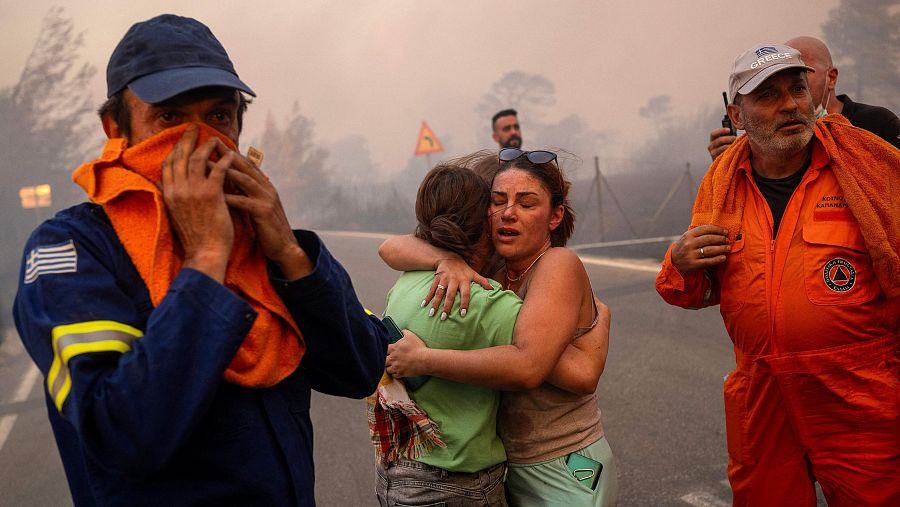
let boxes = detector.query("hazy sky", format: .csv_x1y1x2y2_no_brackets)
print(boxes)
1,0,837,174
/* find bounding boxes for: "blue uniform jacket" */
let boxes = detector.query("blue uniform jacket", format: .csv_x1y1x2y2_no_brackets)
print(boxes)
13,203,389,506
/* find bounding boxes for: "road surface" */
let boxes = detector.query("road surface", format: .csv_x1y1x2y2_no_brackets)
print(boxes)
0,231,825,506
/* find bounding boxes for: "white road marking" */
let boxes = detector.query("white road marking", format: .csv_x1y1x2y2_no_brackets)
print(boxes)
317,230,664,274
0,363,40,454
0,416,17,454
580,255,662,273
13,363,40,402
318,230,394,240
1,328,24,358
680,490,730,507
570,235,680,250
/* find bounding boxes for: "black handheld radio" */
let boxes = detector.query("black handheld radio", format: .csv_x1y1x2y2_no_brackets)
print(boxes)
721,91,736,136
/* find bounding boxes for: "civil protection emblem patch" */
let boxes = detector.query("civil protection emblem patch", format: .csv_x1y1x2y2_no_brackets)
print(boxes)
823,258,856,292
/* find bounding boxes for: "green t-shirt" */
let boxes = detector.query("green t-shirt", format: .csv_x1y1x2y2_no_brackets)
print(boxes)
384,270,522,472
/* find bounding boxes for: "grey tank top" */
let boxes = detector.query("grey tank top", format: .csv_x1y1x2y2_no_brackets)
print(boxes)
497,262,605,463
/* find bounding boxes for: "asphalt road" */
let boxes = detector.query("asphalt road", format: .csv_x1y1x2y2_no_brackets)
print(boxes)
0,231,816,506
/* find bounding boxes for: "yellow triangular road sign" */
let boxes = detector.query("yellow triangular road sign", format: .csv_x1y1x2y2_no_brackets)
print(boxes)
414,121,444,156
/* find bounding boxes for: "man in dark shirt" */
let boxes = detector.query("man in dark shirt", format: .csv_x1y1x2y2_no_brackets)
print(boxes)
837,93,900,146
708,36,900,158
491,108,523,148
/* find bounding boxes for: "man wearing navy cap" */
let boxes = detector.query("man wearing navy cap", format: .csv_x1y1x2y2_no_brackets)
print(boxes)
14,14,389,506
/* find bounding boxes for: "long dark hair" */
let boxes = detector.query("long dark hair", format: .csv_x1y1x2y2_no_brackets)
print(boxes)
497,153,575,246
414,164,491,263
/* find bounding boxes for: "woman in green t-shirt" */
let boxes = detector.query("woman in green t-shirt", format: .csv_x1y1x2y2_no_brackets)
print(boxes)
376,162,518,506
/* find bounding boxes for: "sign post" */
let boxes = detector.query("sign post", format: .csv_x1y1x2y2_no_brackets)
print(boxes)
413,121,444,169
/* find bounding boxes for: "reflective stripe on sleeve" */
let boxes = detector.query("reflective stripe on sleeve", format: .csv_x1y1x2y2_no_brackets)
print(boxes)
47,321,143,412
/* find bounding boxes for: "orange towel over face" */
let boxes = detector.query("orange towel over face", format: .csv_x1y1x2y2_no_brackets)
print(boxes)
73,123,304,387
692,114,900,297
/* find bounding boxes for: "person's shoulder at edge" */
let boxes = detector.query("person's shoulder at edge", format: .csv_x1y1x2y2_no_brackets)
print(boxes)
837,94,900,146
21,203,116,261
514,247,589,300
535,247,586,275
41,202,107,227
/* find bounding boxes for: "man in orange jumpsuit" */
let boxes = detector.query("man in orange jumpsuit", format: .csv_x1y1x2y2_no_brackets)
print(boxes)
656,44,899,506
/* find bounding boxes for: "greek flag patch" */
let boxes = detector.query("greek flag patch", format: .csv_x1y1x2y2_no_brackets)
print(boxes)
25,240,78,284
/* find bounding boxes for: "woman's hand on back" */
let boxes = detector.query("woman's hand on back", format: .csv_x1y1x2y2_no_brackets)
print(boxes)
425,258,492,320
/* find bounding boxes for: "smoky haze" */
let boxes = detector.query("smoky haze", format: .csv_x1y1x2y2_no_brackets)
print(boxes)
3,0,899,316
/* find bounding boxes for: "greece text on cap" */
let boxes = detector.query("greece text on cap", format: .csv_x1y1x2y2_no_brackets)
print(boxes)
750,52,793,69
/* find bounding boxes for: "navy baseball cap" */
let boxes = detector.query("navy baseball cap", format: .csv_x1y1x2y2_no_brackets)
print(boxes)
106,14,255,103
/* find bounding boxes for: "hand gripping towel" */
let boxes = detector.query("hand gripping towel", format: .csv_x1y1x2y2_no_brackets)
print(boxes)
73,123,304,387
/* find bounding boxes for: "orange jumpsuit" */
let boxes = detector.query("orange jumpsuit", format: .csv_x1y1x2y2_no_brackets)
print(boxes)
656,135,900,506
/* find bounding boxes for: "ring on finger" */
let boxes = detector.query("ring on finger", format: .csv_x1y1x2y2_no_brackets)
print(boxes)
436,284,446,291
699,247,705,258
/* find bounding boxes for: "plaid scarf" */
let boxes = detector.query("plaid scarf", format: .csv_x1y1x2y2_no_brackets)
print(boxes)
366,373,445,464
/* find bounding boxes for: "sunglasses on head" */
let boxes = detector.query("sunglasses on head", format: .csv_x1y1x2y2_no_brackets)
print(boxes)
498,148,558,165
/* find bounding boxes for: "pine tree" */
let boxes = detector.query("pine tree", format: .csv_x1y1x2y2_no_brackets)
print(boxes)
823,0,900,112
0,6,98,300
